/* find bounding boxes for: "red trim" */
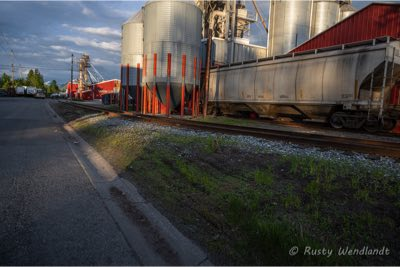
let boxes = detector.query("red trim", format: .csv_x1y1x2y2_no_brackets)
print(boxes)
166,53,171,117
152,53,157,115
192,57,197,118
136,63,140,113
119,64,123,112
143,55,147,114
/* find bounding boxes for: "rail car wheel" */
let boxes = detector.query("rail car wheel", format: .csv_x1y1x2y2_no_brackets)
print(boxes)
382,118,397,131
329,113,344,129
363,119,380,133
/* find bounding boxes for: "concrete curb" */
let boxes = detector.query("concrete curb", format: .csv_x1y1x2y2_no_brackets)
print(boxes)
46,101,212,266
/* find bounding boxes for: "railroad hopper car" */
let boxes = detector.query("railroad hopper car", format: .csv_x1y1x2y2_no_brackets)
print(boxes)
208,38,400,131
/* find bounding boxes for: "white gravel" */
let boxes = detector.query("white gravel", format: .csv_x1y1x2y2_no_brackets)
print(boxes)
79,115,400,178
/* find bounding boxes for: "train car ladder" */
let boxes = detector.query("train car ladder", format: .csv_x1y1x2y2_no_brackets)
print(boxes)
379,47,396,120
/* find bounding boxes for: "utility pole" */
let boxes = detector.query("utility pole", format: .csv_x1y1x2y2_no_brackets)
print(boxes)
10,49,15,88
203,28,212,118
70,54,73,100
11,63,14,88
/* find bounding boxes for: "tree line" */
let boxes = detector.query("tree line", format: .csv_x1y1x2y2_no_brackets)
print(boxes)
0,69,60,94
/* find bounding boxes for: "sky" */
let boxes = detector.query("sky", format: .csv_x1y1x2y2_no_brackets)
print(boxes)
0,1,380,84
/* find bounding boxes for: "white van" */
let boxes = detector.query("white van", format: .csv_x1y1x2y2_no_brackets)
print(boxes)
16,86,26,96
34,89,45,99
26,87,37,96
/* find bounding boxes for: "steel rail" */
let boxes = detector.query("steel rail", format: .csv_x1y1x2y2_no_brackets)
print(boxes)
59,100,400,159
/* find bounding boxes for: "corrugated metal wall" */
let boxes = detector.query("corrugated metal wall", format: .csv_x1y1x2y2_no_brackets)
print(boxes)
291,3,400,53
201,38,267,66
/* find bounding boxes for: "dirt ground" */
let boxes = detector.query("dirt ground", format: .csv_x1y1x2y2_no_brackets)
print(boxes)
49,101,101,122
52,101,400,266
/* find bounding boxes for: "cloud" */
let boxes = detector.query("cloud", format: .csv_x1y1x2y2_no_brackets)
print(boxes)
49,45,84,57
82,7,94,16
110,9,134,19
91,58,118,66
62,24,120,37
58,35,120,52
54,57,71,63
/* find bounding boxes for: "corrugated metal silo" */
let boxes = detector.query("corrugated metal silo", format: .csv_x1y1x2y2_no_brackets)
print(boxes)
310,0,340,37
143,0,202,108
121,10,143,92
340,3,356,20
267,0,312,56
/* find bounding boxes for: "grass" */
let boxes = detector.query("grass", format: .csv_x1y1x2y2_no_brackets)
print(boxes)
68,113,400,266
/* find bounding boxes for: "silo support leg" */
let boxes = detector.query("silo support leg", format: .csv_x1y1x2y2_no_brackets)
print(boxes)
125,64,130,112
119,64,123,112
181,84,185,117
166,53,172,117
196,88,200,117
192,86,196,118
136,63,140,113
181,54,186,117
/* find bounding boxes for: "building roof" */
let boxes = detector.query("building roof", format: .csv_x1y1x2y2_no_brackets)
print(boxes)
290,2,400,53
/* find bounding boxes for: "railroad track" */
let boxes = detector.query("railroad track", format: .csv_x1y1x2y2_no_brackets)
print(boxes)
59,100,400,159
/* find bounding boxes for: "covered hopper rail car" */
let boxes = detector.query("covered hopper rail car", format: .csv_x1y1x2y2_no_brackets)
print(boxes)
208,37,400,132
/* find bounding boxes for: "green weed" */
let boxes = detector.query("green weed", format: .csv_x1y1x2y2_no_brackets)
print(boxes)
254,168,274,186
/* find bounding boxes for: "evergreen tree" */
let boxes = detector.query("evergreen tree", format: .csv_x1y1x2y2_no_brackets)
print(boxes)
48,80,59,93
0,73,11,89
26,69,44,89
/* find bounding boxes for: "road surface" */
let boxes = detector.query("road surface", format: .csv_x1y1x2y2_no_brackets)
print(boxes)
0,97,139,265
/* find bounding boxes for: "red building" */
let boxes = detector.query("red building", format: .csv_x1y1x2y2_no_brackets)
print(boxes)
67,82,78,98
93,79,120,99
291,3,400,53
68,80,120,100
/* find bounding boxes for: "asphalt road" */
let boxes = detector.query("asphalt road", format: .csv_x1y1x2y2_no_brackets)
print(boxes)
0,97,139,265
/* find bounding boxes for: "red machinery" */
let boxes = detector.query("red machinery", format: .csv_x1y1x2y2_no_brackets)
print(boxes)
93,79,120,99
68,80,120,100
67,82,78,98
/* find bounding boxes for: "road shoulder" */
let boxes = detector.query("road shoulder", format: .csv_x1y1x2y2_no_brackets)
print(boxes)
46,100,211,266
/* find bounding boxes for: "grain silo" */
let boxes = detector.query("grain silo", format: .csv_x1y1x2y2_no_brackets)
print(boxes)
340,2,356,20
267,0,312,56
142,0,202,109
121,10,143,109
310,0,340,37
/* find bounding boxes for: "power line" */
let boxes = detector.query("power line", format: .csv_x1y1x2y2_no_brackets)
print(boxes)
0,33,15,63
0,64,79,72
0,43,8,54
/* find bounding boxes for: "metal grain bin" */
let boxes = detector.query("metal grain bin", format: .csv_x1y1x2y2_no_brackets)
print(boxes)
339,3,356,21
143,0,202,108
310,0,340,37
267,0,312,56
121,10,143,108
121,10,143,69
121,10,143,86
